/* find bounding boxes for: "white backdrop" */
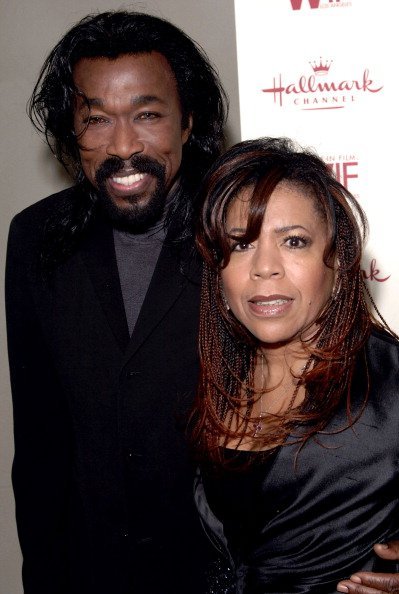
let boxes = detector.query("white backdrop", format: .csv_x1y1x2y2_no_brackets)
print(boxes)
234,0,398,332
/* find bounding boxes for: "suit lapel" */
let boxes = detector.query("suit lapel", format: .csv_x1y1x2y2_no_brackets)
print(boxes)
80,217,130,352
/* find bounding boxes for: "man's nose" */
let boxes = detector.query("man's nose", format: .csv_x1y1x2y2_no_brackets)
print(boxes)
106,122,144,160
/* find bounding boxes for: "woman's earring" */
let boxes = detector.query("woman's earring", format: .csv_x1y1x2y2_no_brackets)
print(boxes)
331,279,340,300
331,262,340,300
221,293,230,311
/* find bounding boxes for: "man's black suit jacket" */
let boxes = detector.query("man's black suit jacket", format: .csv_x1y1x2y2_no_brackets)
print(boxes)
6,186,211,594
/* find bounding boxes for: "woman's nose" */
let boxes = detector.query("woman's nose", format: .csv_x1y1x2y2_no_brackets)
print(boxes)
249,243,284,280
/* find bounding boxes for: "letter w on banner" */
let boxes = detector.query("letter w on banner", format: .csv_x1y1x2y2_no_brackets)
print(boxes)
289,0,321,9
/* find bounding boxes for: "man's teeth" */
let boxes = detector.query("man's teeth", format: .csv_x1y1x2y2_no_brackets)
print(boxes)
255,299,288,306
112,173,145,186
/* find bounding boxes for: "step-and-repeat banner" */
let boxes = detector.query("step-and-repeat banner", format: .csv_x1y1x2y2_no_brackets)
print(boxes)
234,0,398,332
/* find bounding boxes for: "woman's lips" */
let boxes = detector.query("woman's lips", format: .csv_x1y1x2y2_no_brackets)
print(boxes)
248,294,294,317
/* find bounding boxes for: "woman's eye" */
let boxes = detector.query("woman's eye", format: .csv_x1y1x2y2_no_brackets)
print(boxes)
232,241,253,252
285,235,309,248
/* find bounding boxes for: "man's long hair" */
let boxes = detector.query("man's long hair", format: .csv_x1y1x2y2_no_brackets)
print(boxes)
191,137,389,465
29,10,227,270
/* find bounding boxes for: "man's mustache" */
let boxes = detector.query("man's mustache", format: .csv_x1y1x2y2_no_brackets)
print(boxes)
95,155,166,186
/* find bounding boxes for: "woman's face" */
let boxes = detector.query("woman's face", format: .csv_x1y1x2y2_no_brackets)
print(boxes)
221,182,335,348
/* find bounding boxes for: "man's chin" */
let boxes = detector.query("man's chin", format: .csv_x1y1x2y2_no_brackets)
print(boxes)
110,192,144,208
98,195,166,233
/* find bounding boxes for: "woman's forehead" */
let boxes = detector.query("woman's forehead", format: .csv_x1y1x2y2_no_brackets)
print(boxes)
226,181,318,221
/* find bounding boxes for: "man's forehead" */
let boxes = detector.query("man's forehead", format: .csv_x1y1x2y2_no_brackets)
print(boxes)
72,52,178,96
72,51,173,75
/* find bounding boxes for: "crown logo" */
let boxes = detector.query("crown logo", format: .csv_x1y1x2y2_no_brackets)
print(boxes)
309,57,332,76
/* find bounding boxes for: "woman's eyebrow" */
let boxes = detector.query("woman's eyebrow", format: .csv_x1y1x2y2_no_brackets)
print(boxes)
274,224,308,233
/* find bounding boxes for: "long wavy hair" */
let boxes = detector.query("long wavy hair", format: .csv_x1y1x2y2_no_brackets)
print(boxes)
29,10,227,271
191,137,386,465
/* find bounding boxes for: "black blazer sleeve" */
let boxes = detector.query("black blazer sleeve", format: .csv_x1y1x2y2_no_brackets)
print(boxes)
5,212,71,594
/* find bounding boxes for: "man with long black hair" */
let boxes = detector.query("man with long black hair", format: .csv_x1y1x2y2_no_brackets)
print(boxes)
5,11,227,594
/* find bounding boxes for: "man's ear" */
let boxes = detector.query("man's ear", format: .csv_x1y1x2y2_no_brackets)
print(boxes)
182,114,193,145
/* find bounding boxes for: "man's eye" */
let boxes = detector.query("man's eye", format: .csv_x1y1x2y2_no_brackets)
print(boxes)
136,112,160,120
84,116,107,126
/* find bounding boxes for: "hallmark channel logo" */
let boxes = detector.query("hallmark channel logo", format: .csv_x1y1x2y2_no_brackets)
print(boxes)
309,57,332,76
262,58,383,110
362,259,390,283
289,0,352,10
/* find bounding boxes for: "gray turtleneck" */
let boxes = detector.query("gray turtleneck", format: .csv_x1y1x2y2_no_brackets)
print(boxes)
113,223,166,335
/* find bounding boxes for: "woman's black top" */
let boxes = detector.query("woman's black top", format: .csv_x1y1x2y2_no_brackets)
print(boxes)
196,329,399,593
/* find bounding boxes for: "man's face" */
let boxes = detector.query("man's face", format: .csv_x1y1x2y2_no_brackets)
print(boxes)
73,52,192,231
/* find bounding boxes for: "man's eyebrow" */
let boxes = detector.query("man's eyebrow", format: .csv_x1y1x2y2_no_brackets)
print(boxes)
131,94,164,106
75,94,165,109
74,94,104,109
86,98,104,107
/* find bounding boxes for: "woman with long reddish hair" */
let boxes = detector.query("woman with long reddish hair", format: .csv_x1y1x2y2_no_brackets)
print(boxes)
191,137,399,593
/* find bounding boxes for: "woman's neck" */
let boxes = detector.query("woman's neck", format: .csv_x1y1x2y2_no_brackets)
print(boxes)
258,342,309,389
